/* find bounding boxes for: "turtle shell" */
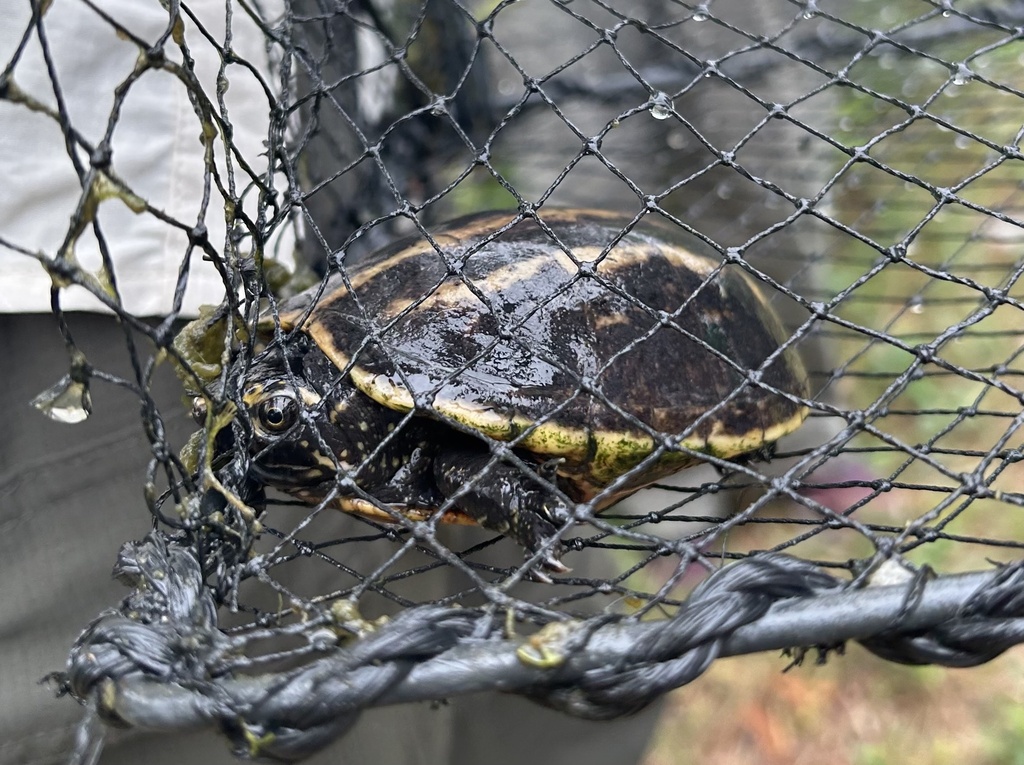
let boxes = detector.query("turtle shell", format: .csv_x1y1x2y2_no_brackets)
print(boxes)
274,209,808,503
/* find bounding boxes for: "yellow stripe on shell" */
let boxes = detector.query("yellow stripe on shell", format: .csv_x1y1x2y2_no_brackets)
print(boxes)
280,210,702,331
303,238,724,363
350,362,809,492
275,235,461,332
381,251,555,319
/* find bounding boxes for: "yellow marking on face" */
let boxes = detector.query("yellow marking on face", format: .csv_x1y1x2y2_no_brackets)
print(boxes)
298,388,323,408
242,381,269,408
312,450,349,471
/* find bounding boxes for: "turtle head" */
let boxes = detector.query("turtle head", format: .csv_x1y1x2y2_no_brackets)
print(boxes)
235,339,406,497
239,344,352,491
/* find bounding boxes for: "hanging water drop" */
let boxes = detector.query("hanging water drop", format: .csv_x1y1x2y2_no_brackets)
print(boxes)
952,63,972,86
31,374,93,423
649,92,674,120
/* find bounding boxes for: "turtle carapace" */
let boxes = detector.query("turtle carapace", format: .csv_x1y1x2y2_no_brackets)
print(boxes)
236,209,809,577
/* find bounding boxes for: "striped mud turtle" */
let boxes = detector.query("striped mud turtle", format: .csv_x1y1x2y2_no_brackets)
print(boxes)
237,209,808,577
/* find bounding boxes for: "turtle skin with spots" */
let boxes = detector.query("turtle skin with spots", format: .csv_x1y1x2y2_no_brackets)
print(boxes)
240,209,809,577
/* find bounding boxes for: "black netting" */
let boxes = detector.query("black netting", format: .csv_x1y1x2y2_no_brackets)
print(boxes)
5,0,1024,761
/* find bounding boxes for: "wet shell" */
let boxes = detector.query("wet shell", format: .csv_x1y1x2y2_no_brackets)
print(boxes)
274,209,809,504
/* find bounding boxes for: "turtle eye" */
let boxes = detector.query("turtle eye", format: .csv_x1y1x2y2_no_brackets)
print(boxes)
190,396,208,425
257,395,299,434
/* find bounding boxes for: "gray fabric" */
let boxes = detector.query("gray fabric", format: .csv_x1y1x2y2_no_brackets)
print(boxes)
0,314,170,765
0,314,659,765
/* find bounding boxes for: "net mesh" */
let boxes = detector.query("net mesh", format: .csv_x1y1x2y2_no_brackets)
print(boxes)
6,0,1024,760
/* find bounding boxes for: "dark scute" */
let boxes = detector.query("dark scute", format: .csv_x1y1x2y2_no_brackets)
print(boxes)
306,211,805,439
591,261,803,436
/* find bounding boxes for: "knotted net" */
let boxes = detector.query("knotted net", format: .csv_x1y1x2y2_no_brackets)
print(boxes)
5,0,1024,761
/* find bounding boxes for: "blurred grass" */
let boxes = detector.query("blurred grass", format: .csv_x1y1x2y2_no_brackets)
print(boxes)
642,647,1024,765
642,5,1024,762
775,14,1024,573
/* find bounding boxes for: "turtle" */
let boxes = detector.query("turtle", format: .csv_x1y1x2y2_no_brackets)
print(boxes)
234,209,809,577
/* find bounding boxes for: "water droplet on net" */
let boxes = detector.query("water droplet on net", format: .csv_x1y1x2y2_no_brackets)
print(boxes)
649,92,674,120
952,64,972,86
31,374,93,423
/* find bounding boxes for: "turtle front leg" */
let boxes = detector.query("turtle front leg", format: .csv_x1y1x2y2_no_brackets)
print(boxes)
433,447,572,579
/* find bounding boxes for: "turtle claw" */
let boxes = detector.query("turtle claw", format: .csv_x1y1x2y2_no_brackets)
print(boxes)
527,567,554,585
537,457,566,481
542,554,571,574
516,504,572,582
432,449,575,580
524,552,571,584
